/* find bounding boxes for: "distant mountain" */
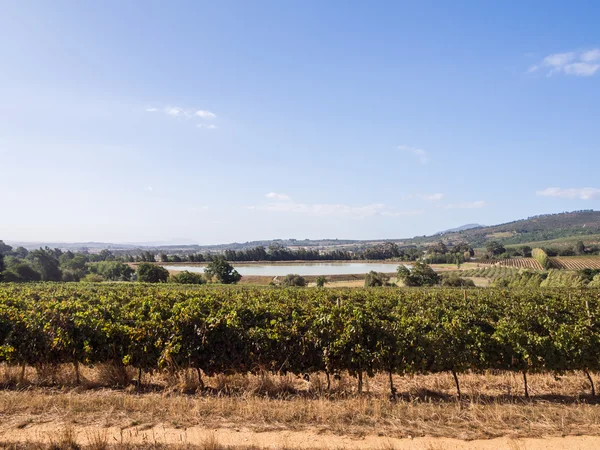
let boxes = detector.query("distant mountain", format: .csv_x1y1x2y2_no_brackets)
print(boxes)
436,224,484,235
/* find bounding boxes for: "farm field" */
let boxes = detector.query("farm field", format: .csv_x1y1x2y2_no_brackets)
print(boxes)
475,258,544,270
551,256,600,270
3,283,600,448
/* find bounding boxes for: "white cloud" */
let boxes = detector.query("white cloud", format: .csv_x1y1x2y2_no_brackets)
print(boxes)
196,110,216,119
564,63,600,76
529,49,600,77
420,193,445,201
147,106,218,121
144,186,154,192
251,195,423,219
266,192,291,201
197,124,217,130
582,49,600,62
398,145,430,164
165,106,186,117
444,200,486,209
536,187,600,200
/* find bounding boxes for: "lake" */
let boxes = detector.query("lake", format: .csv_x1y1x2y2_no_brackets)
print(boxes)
163,262,402,277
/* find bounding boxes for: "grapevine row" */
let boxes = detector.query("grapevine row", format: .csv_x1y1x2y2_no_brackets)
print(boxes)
1,283,600,398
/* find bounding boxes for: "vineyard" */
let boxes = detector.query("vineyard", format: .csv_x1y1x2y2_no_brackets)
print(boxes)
453,266,521,280
551,256,600,270
1,283,600,398
476,258,544,270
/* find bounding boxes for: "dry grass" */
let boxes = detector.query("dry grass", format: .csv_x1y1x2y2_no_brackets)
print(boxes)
1,366,600,443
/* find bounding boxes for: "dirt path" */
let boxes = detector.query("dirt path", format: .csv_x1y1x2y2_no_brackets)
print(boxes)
2,423,600,449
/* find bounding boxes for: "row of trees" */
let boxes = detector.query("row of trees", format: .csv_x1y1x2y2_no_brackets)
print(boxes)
1,284,599,398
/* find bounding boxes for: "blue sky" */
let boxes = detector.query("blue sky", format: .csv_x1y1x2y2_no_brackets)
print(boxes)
1,1,599,244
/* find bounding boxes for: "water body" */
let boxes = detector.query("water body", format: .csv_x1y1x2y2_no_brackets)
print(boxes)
163,262,403,277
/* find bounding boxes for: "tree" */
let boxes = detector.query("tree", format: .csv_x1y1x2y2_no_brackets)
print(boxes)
397,262,439,287
0,254,4,281
204,258,241,284
3,263,42,282
136,263,169,283
89,261,134,281
486,241,505,257
281,274,307,287
316,276,328,288
171,270,206,284
29,248,62,281
576,241,586,255
0,240,12,255
364,271,390,287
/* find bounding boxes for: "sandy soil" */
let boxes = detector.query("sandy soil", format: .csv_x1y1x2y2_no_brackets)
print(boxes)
2,422,600,449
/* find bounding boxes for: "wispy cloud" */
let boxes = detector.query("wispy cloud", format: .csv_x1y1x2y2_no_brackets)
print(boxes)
398,145,430,164
536,187,600,200
196,110,216,119
266,192,291,201
146,106,218,127
444,200,486,209
528,49,600,77
144,186,154,192
249,195,422,219
409,193,444,201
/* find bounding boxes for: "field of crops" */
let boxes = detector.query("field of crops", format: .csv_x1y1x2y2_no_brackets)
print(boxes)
455,266,521,280
476,258,544,270
551,256,600,270
1,283,600,397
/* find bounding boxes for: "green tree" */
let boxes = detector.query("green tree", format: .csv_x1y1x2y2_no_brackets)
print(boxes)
136,263,169,283
29,248,62,281
397,262,439,286
3,263,42,282
281,274,307,287
204,258,241,284
89,261,134,281
575,241,586,255
486,241,505,257
0,254,4,281
0,240,12,255
316,276,328,288
170,270,206,284
364,271,390,287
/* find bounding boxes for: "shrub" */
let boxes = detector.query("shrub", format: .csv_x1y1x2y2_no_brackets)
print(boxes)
170,271,206,285
364,271,390,287
281,274,307,287
440,274,475,287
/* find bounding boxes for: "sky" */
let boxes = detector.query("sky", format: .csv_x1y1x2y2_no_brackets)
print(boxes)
1,1,599,244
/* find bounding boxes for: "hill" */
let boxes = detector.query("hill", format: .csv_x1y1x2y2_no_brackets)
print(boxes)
415,210,600,248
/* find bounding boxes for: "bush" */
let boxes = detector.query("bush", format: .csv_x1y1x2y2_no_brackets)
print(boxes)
3,263,42,282
136,263,170,283
281,274,307,287
364,271,390,287
316,276,327,288
440,274,475,287
82,273,104,283
170,271,206,285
